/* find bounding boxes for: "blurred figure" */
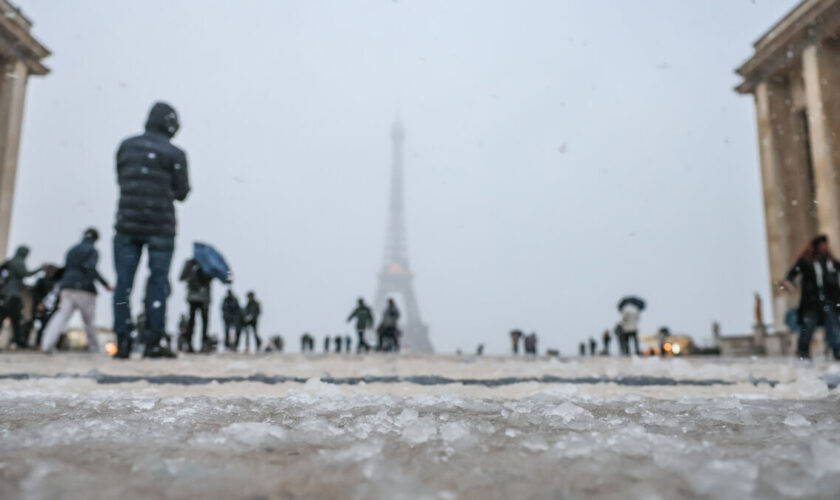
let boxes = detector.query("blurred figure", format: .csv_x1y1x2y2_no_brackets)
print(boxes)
334,335,343,353
112,102,189,359
579,342,586,356
476,344,485,356
301,333,314,352
42,229,113,353
589,337,597,356
266,335,283,352
378,298,401,352
29,265,64,348
0,246,43,348
237,291,261,352
177,314,190,352
782,234,840,359
658,327,671,357
345,335,352,353
617,296,645,356
524,332,537,355
323,336,330,352
346,298,374,353
601,330,611,355
510,329,523,355
222,290,242,351
179,257,213,352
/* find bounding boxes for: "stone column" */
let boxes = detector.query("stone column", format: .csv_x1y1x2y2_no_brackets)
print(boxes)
0,59,29,257
773,74,818,256
802,42,840,248
755,81,794,331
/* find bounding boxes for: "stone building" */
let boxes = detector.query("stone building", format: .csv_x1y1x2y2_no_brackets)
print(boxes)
0,0,49,257
736,0,840,349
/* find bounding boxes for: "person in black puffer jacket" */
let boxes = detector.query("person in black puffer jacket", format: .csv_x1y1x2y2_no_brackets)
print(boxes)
112,102,190,359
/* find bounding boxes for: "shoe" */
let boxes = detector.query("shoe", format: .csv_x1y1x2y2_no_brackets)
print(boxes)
833,349,840,361
113,338,132,359
797,350,811,360
143,345,176,359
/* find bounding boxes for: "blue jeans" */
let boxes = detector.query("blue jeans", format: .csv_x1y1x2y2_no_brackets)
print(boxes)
798,301,840,356
112,232,175,345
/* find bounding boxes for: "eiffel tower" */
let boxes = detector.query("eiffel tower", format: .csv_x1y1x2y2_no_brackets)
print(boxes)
373,120,433,353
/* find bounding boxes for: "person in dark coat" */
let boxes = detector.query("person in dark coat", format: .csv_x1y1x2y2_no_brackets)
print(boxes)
236,291,261,352
112,102,189,359
0,246,43,348
782,234,840,359
589,337,597,356
524,332,537,355
323,336,330,352
579,342,586,356
334,335,343,353
222,290,242,351
41,229,113,353
346,298,374,353
179,258,213,353
345,335,352,353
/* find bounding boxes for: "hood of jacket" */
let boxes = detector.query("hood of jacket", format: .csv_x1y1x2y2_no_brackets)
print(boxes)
145,101,180,138
13,246,29,260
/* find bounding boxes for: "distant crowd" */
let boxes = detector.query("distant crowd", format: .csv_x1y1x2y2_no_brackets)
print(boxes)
2,102,839,361
0,103,413,359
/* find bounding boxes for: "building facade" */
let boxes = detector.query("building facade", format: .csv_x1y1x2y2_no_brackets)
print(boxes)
737,0,840,342
0,0,49,257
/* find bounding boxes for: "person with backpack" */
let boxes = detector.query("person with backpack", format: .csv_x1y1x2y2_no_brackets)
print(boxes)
346,298,374,353
41,229,113,353
0,246,43,349
112,102,190,359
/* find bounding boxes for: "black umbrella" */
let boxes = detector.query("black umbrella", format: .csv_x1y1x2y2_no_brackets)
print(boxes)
618,296,646,312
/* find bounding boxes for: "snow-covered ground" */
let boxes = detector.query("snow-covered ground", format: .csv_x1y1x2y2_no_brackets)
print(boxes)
1,353,839,499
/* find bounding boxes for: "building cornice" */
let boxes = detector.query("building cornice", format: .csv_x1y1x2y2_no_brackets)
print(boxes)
736,0,840,94
0,0,50,75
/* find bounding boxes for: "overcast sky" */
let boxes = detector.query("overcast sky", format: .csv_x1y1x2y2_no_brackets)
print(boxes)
10,0,797,354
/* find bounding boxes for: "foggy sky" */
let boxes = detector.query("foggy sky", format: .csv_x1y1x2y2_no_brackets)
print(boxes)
10,0,796,354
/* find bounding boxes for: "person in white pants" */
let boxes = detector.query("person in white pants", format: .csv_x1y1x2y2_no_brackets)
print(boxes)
41,228,112,353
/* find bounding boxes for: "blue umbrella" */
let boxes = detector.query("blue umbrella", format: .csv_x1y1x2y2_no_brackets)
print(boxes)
193,242,232,284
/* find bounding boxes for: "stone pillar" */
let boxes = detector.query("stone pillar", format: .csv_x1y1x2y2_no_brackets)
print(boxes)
772,75,819,258
0,59,29,258
755,81,796,331
802,42,840,249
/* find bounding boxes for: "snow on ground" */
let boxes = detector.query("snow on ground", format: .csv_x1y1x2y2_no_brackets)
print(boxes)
1,353,840,499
